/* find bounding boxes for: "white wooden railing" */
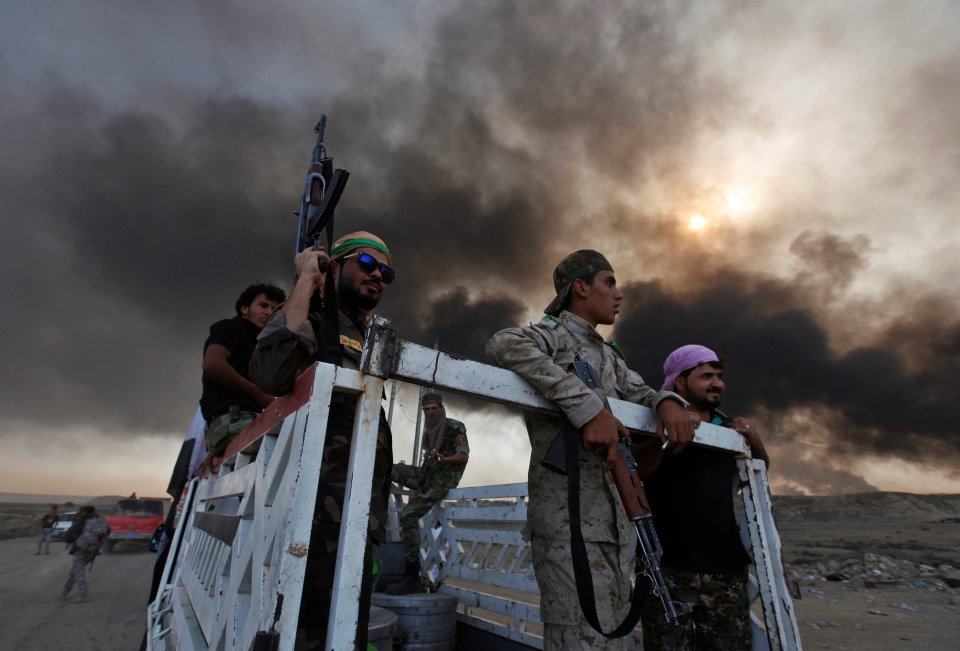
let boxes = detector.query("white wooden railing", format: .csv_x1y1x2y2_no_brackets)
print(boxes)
146,316,802,651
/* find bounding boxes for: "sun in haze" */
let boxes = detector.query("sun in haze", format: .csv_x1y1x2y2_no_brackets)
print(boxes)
688,214,707,230
723,186,755,216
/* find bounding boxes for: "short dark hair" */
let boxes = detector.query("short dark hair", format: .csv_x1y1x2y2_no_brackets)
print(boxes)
235,283,286,316
559,271,599,312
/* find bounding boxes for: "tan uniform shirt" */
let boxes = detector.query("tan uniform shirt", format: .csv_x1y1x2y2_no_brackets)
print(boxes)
486,310,680,544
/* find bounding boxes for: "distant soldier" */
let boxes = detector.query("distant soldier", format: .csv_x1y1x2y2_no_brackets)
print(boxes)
36,504,58,555
62,505,110,601
386,392,469,594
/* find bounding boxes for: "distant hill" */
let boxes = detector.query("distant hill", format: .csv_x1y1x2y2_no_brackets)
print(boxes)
0,492,125,508
773,492,960,521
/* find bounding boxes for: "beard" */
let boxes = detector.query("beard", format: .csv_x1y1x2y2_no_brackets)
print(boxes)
338,274,382,311
690,390,722,412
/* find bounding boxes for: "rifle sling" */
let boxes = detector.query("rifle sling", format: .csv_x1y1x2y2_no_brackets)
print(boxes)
561,422,646,638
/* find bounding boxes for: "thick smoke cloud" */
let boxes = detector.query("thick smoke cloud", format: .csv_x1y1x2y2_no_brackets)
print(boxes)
2,1,959,493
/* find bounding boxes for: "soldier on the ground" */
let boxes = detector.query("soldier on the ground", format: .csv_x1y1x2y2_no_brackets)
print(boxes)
199,282,285,459
251,231,396,649
386,392,469,595
36,504,58,555
635,344,769,651
486,250,696,650
61,505,110,602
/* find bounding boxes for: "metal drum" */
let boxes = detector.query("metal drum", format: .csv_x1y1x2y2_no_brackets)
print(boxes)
368,606,398,651
372,593,457,650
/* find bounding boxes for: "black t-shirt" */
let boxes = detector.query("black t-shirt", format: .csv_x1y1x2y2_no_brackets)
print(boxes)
41,513,59,529
644,412,750,574
199,316,261,421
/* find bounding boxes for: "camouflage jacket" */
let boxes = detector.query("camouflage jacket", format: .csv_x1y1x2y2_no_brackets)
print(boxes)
421,418,469,489
486,310,680,544
250,304,393,544
71,515,110,556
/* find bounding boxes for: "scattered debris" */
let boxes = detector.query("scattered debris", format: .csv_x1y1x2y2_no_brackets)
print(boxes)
788,554,960,591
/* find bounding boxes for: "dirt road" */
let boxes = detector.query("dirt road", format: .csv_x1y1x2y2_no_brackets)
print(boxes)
0,537,152,651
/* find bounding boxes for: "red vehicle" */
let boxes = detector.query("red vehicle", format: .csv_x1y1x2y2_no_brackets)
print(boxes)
104,497,168,552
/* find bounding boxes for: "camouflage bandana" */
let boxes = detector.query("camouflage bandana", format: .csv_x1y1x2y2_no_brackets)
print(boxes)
544,250,613,316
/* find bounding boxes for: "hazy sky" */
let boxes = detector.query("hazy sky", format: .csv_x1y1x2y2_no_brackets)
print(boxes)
2,1,958,497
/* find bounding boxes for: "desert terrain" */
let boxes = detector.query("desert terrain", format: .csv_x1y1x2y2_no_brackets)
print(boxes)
0,492,957,650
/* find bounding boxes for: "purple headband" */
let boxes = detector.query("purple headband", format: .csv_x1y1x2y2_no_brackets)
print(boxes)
661,345,720,391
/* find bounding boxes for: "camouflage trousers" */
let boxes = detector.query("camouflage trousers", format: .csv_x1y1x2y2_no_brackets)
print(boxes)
204,406,257,457
639,567,751,651
391,463,450,565
531,535,639,650
300,520,373,649
63,553,91,597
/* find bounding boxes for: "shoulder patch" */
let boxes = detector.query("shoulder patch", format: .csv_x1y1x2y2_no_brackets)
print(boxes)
455,433,467,447
605,340,625,359
339,335,363,352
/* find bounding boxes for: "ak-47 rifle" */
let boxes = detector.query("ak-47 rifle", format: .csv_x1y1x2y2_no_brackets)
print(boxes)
295,114,350,256
418,449,441,490
293,115,350,365
542,357,692,637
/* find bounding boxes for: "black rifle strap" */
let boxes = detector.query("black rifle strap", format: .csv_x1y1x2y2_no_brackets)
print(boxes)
562,422,646,638
320,218,342,367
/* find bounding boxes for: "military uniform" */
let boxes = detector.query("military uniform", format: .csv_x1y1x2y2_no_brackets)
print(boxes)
392,417,469,565
640,410,752,650
251,304,392,646
63,512,109,600
487,310,679,649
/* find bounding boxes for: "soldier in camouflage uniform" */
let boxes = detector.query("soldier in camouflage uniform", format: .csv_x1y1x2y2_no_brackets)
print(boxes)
386,392,469,594
62,506,110,601
636,345,769,650
486,250,696,650
251,231,396,649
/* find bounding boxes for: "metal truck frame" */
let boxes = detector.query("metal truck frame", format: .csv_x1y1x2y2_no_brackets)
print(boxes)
146,317,802,651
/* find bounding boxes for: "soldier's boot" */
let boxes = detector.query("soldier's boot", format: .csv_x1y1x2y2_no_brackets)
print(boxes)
385,561,424,595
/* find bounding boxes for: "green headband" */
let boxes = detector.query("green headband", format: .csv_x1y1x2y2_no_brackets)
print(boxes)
330,237,392,260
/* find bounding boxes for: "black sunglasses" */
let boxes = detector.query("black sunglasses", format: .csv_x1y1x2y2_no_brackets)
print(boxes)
340,251,396,284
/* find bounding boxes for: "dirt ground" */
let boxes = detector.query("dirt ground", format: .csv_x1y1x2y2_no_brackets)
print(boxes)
1,492,958,650
0,536,153,651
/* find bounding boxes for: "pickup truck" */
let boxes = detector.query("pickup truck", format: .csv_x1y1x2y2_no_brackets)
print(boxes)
104,497,168,552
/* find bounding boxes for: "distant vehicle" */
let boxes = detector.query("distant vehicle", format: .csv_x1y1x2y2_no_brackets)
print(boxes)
104,497,168,552
49,511,78,542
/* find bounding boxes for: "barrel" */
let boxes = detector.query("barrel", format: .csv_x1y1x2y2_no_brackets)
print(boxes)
368,606,398,651
372,593,458,650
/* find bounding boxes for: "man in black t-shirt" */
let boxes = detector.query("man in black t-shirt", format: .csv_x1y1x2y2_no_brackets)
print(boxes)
200,283,285,457
37,504,59,555
634,345,769,651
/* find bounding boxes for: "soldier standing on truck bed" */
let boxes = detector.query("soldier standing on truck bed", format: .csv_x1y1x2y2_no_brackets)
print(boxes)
199,282,285,461
386,392,469,595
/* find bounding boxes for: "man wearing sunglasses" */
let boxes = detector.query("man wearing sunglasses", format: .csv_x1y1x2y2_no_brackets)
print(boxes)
251,230,396,649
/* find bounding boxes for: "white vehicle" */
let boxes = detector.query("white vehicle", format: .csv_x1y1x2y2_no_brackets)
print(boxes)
49,511,77,542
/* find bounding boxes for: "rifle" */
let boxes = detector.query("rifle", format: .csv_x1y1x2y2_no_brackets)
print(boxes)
418,449,441,491
294,115,350,256
542,357,691,636
293,115,350,365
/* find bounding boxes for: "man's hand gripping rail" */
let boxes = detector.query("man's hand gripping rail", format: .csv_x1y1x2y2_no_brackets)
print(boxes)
542,358,692,628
